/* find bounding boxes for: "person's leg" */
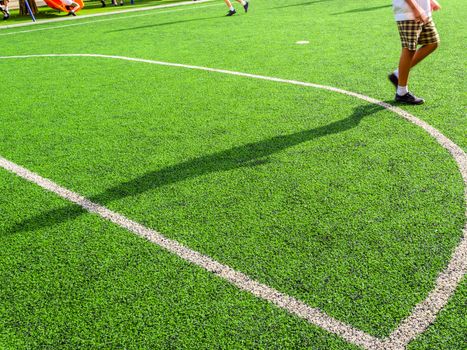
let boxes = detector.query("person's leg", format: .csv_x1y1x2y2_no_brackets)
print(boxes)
411,43,438,68
392,21,439,83
397,48,416,88
67,1,79,15
389,21,424,103
235,0,248,12
395,47,424,104
224,0,236,15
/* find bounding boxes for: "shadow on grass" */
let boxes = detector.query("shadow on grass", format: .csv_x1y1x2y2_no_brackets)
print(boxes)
8,103,386,234
272,0,333,10
107,15,220,32
331,5,391,15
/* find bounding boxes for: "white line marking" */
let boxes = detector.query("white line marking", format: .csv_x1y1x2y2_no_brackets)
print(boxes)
296,40,309,45
0,155,386,350
0,0,213,31
0,2,219,36
0,54,465,350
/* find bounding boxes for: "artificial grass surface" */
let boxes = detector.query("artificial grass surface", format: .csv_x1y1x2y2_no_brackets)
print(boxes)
0,0,466,348
0,169,359,350
0,0,195,26
407,278,467,350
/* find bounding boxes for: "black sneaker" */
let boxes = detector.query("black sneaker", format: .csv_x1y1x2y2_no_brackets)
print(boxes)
100,0,106,6
388,72,398,88
226,9,236,16
395,92,425,105
243,1,249,12
3,13,9,20
67,10,76,16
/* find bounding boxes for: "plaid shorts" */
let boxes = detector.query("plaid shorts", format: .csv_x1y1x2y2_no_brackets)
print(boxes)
397,20,440,51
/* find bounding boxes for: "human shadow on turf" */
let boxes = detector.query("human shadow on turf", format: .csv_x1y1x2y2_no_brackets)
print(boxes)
331,5,391,15
272,0,333,10
9,103,386,234
107,16,221,33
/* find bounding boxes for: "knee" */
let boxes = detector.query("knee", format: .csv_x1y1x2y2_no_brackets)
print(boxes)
429,42,439,51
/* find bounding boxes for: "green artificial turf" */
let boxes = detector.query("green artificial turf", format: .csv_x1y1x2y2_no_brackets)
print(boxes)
0,0,193,26
0,169,360,350
408,278,467,350
0,0,466,349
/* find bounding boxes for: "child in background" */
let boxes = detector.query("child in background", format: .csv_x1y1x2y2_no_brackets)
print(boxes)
224,0,249,16
389,0,441,104
62,0,81,16
0,0,10,20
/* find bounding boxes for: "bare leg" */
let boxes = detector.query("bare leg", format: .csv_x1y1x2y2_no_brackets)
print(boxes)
224,0,232,7
410,43,438,68
398,48,416,87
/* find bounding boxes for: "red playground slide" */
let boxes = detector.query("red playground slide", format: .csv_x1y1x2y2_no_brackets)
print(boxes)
43,0,84,13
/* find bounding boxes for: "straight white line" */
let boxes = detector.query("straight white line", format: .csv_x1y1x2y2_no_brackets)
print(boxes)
0,54,466,350
0,2,219,36
0,157,386,350
0,0,213,31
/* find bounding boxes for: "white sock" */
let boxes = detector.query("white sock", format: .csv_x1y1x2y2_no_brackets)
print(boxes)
229,6,234,10
397,85,408,96
240,0,246,5
394,69,399,78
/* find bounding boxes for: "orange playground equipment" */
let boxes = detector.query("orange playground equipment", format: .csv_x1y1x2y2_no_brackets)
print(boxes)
43,0,84,12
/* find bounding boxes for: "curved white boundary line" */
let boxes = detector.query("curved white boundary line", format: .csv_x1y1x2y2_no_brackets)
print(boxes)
0,54,465,350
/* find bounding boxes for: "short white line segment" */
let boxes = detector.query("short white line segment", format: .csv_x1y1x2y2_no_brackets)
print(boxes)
0,54,465,350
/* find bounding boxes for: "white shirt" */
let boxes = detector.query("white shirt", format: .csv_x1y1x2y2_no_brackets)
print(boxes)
393,0,432,21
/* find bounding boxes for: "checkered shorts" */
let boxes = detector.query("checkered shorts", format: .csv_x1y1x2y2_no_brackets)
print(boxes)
397,20,440,51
